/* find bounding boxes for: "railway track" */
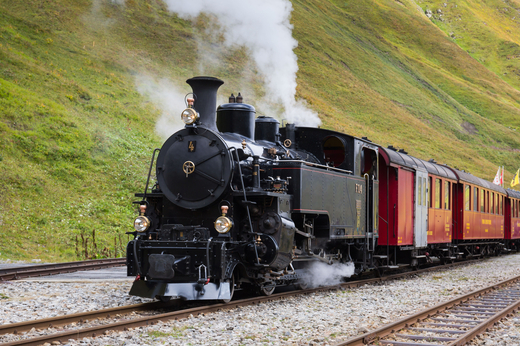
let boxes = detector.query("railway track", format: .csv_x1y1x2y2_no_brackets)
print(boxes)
335,275,520,346
0,258,126,281
0,259,495,346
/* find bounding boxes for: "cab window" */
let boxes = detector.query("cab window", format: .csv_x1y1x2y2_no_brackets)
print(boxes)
323,136,345,168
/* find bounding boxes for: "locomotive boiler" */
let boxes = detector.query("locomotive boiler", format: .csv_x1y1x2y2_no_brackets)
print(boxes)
126,76,380,301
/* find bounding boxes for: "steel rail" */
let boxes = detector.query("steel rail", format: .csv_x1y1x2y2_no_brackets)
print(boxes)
0,300,184,337
0,259,487,346
0,258,126,281
333,274,520,346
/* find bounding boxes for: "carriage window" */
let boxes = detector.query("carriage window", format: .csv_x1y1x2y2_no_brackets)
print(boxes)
465,185,470,211
474,187,478,212
423,178,427,206
323,136,345,168
418,179,422,206
480,190,485,213
486,191,490,213
491,192,495,214
444,181,450,210
428,177,432,208
500,196,503,215
435,179,441,209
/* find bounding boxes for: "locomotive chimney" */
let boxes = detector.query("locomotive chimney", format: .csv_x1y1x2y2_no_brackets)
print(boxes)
186,76,224,132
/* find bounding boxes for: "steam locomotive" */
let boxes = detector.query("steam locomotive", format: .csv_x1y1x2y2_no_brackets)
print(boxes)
126,76,520,302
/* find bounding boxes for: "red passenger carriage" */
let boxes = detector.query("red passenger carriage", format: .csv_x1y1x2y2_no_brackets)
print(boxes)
505,189,520,250
447,168,506,257
377,147,457,266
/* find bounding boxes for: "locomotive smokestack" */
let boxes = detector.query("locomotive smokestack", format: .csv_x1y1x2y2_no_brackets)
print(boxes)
186,76,224,132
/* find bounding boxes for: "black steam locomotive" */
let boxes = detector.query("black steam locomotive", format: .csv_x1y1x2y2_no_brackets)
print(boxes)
126,76,380,301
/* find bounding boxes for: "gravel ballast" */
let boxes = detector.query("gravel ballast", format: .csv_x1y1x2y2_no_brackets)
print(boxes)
1,254,520,345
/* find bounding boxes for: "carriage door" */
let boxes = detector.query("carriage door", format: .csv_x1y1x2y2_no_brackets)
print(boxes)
414,169,428,248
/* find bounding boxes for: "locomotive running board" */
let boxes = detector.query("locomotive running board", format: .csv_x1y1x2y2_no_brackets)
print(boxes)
377,265,399,269
130,280,231,301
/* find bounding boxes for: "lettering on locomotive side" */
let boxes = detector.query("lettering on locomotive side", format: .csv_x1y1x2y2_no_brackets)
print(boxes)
356,199,361,230
355,184,363,194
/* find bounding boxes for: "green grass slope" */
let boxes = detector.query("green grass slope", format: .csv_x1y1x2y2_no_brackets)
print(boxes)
292,0,520,176
415,0,520,90
0,0,519,261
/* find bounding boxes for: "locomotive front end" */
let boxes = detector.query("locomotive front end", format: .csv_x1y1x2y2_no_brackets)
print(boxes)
127,77,237,301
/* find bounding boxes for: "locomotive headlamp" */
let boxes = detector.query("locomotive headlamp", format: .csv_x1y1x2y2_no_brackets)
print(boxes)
181,108,199,125
214,216,233,234
134,216,150,232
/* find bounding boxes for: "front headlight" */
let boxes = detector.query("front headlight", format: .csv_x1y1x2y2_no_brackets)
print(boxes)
134,216,150,232
214,216,233,234
181,108,199,125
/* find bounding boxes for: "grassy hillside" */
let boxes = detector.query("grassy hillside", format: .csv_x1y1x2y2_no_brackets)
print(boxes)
291,0,520,175
1,0,519,261
416,0,520,90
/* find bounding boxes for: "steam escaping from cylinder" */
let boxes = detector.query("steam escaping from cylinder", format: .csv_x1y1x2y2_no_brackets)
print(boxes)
302,261,355,288
162,0,321,127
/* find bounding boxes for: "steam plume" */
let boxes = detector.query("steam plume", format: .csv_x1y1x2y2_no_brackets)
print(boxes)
163,0,321,127
135,75,187,140
302,261,355,288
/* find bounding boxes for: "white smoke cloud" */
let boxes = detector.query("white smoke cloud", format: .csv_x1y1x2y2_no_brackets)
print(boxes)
162,0,321,127
302,261,355,288
135,74,187,140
